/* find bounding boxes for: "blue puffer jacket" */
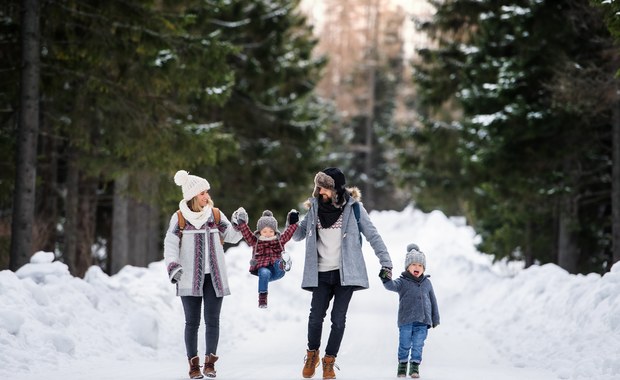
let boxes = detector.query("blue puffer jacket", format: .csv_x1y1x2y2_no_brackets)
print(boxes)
292,187,392,291
383,271,440,328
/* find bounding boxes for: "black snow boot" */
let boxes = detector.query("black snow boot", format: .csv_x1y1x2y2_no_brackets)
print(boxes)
397,362,407,377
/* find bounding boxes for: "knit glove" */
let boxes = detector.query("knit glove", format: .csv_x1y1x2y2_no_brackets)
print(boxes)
172,268,183,284
231,207,248,226
287,209,299,225
236,207,248,225
378,266,392,282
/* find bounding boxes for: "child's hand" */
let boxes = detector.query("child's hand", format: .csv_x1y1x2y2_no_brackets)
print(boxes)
232,207,248,225
236,207,248,225
287,209,299,225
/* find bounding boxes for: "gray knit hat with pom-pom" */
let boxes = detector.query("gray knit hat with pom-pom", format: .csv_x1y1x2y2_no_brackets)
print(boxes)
257,210,278,232
404,243,426,270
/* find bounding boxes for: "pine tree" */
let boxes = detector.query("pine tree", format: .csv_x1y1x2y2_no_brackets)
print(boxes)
591,0,620,268
408,0,614,273
190,0,329,221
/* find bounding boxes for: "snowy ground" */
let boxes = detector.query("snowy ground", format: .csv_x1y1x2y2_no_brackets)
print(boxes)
1,206,619,380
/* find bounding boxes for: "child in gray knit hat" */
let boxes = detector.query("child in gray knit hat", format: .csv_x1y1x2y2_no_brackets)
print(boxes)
231,208,300,308
381,243,440,378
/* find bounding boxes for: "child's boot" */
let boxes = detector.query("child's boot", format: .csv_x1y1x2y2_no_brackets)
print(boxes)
408,362,419,378
302,349,320,378
397,362,407,377
203,353,218,378
188,356,204,379
281,251,292,271
322,355,338,379
258,292,268,308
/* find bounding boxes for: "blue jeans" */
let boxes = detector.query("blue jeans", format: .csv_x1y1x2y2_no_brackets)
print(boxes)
307,270,354,357
257,260,286,293
181,275,223,359
398,322,428,363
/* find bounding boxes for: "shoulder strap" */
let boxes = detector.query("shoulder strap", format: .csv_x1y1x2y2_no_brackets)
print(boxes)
212,207,221,225
353,202,360,222
212,207,224,245
176,210,185,243
352,203,362,245
176,210,185,231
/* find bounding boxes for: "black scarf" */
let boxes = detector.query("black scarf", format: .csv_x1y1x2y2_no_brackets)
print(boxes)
317,198,344,228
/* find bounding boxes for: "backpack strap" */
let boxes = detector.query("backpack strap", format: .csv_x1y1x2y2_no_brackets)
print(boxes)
212,207,221,225
352,202,362,245
176,210,185,240
212,207,224,245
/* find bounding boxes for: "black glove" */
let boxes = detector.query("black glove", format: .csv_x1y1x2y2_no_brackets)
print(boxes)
287,209,299,225
378,266,392,282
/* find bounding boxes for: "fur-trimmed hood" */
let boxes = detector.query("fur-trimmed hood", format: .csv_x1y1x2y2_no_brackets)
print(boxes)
304,186,362,209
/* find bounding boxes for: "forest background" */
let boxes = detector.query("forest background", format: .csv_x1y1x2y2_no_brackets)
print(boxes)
1,0,619,277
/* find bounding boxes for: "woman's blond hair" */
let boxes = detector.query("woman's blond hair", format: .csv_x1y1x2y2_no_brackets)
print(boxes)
187,195,214,212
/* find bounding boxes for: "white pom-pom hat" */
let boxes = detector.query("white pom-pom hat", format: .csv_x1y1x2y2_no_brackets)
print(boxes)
174,170,210,201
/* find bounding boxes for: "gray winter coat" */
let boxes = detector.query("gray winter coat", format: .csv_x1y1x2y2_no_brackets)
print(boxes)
292,188,392,291
383,272,440,328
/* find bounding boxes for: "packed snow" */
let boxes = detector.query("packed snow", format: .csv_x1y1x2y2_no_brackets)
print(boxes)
1,206,618,380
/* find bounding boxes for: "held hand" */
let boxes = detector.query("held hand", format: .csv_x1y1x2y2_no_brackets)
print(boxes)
378,266,392,282
237,207,248,225
287,209,299,225
231,209,239,225
172,268,183,284
232,207,248,226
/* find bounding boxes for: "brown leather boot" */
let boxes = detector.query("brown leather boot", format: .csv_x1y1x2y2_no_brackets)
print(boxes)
302,349,320,378
258,292,268,308
188,356,204,379
203,353,218,378
322,355,337,379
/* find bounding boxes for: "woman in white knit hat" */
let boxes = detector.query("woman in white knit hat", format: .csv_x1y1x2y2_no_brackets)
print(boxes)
163,170,243,379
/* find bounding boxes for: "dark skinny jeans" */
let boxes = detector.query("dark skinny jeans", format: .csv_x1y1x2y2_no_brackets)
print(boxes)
181,274,222,359
307,269,354,357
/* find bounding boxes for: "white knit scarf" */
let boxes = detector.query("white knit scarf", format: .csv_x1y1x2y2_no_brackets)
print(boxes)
179,200,213,228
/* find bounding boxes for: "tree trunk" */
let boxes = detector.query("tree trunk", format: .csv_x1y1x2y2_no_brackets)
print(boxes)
363,0,379,210
557,193,579,273
35,112,59,253
111,174,129,274
130,196,149,267
10,0,40,271
63,154,79,273
74,175,97,278
612,94,620,267
129,173,160,267
523,221,534,268
147,202,161,265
